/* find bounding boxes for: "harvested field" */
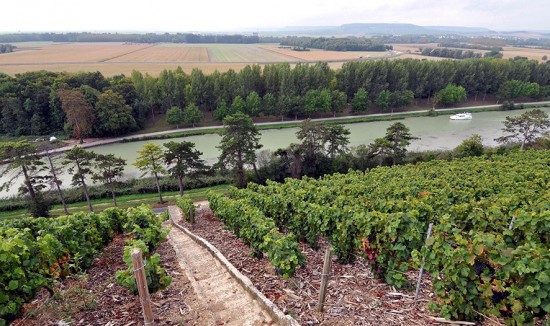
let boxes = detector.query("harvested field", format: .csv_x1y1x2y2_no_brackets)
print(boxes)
206,43,297,62
0,42,151,63
0,62,252,76
388,53,446,61
502,46,550,61
261,44,388,61
391,43,550,62
106,44,209,62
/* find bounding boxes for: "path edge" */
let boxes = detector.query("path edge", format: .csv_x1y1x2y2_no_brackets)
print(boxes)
168,206,300,326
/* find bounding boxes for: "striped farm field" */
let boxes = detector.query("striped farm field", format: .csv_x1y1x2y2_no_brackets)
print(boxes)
260,44,388,61
106,44,209,62
205,44,297,62
0,42,152,63
0,42,391,76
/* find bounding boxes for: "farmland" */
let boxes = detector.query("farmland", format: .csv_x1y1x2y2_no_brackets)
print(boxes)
391,43,550,61
0,42,390,76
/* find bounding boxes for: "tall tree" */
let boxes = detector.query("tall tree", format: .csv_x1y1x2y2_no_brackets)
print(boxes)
376,90,391,112
163,141,205,196
95,90,137,136
351,88,370,112
92,154,126,207
323,124,351,158
436,84,467,106
135,143,167,203
384,122,418,165
368,137,394,166
183,103,203,127
0,141,50,217
217,113,263,188
166,106,185,128
245,91,262,117
495,109,550,150
58,89,95,143
64,146,96,212
330,90,347,117
296,119,327,176
45,149,69,215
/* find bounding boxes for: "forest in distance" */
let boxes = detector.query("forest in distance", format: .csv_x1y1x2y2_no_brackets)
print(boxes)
1,57,550,141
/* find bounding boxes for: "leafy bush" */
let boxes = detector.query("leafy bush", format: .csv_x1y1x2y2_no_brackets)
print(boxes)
0,207,126,324
208,191,304,277
123,205,169,250
176,195,195,223
115,239,172,294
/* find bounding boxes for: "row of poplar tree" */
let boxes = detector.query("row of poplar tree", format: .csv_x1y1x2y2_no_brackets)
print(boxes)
1,57,550,139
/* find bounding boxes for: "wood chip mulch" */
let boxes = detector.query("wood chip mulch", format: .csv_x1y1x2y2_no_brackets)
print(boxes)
180,205,443,325
12,231,208,326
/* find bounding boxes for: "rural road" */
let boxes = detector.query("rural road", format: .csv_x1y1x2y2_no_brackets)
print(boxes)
167,206,276,325
44,100,550,156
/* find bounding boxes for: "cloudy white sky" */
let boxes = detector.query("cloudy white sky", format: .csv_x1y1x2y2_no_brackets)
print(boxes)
1,0,548,32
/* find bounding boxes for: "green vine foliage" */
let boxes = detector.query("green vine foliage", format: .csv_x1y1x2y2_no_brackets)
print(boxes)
0,207,126,324
176,195,195,223
208,191,305,277
115,239,172,294
123,204,169,249
216,150,549,324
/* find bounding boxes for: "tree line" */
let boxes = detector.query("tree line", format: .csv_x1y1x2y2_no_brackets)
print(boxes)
1,58,550,139
0,44,16,54
437,42,503,51
420,47,484,59
0,32,260,44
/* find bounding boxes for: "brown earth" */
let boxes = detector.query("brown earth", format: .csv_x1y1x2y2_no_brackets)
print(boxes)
11,233,211,326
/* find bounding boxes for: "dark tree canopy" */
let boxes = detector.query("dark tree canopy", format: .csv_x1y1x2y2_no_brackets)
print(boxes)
217,113,262,188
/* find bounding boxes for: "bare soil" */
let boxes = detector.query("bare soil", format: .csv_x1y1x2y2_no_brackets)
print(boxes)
12,233,210,326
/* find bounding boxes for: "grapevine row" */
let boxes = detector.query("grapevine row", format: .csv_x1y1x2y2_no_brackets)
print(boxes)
210,150,549,324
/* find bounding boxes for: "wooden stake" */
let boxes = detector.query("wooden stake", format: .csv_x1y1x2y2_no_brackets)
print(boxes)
317,246,332,312
415,223,433,300
189,207,195,224
508,213,517,230
131,248,154,325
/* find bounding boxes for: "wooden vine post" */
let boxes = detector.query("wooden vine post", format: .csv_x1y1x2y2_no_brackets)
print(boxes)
189,207,195,225
317,246,333,312
415,223,434,299
131,248,154,325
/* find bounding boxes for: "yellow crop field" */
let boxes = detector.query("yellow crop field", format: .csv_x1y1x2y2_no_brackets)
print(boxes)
0,42,151,63
391,43,549,62
502,46,549,61
261,45,388,61
5,41,544,77
106,44,209,62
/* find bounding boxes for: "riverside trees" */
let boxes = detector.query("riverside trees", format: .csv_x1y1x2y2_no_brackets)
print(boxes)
0,141,50,217
217,113,262,188
495,109,550,150
2,58,550,140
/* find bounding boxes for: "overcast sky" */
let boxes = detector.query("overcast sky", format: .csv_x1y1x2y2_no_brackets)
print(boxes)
1,0,548,33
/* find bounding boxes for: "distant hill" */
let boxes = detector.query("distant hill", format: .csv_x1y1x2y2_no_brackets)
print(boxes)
261,23,494,36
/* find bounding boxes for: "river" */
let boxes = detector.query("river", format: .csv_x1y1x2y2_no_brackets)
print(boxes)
1,107,549,199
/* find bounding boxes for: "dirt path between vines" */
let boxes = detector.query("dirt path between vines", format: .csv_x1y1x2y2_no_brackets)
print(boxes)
167,207,274,326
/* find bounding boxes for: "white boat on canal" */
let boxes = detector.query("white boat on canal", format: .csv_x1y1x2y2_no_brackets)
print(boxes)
450,112,473,120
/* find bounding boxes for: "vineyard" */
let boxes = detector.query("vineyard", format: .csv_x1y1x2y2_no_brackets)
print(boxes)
0,205,171,325
208,150,550,324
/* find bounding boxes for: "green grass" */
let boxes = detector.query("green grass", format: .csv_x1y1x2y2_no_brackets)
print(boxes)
0,184,230,220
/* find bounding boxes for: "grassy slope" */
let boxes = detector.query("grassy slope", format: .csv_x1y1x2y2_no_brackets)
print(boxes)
0,184,230,220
